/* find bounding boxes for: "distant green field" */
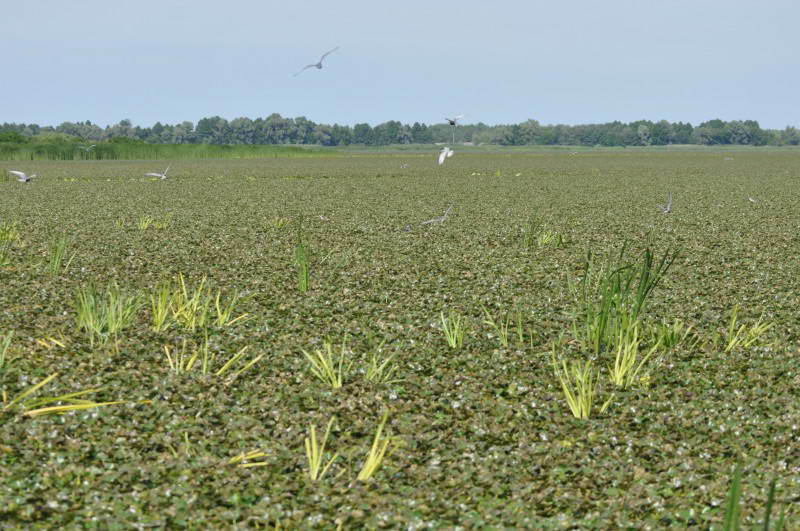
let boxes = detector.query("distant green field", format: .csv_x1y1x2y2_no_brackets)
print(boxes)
1,150,798,527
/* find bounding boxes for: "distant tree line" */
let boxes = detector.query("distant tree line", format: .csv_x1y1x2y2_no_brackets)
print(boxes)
2,115,799,147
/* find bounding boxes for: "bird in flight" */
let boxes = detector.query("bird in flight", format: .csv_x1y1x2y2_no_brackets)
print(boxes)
438,147,454,165
8,170,35,183
145,166,170,179
294,46,340,77
78,145,96,151
445,115,464,126
658,192,673,214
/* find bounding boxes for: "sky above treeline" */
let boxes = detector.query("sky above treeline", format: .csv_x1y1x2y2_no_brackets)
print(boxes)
2,0,798,130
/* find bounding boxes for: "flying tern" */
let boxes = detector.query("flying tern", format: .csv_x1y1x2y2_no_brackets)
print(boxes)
438,147,454,165
294,46,340,76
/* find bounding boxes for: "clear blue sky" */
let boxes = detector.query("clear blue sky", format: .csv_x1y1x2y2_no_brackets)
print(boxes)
2,0,798,129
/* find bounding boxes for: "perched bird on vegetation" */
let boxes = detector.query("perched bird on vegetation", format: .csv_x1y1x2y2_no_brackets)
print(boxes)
422,206,453,225
294,46,340,77
438,147,454,165
8,170,35,183
658,192,673,214
145,166,170,179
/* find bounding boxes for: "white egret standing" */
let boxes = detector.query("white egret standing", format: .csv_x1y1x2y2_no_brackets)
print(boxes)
294,46,340,77
445,115,464,144
8,170,35,183
145,166,170,180
438,147,454,165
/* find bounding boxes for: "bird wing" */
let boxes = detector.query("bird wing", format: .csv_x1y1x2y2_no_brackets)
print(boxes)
319,46,340,62
446,149,454,158
163,165,170,175
453,114,464,121
293,64,316,77
144,173,162,177
438,150,447,165
8,170,25,178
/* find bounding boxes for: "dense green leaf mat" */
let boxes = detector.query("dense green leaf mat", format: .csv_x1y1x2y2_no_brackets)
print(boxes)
1,150,798,527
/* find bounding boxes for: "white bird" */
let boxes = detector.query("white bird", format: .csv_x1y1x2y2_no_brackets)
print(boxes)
145,165,170,179
445,115,464,143
422,206,453,225
294,46,340,77
438,147,454,165
78,145,96,151
748,197,757,204
658,192,673,214
8,170,35,183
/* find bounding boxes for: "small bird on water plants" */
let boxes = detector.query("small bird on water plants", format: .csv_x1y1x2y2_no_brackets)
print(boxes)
8,170,35,183
294,46,340,77
658,192,673,214
145,166,170,180
421,206,453,225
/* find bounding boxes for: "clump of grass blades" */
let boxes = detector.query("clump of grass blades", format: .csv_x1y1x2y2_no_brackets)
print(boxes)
0,330,12,376
295,220,312,293
1,373,131,417
568,244,678,355
0,220,19,267
164,337,262,383
644,318,696,351
45,233,77,276
269,216,290,229
363,341,402,385
150,275,249,332
522,212,563,249
551,348,612,419
228,449,269,468
441,310,466,349
74,284,142,346
303,336,353,389
608,325,660,389
305,416,338,481
720,305,774,353
357,412,397,481
722,462,788,530
137,215,154,230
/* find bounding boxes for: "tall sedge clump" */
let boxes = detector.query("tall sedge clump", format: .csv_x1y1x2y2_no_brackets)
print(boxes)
568,245,678,355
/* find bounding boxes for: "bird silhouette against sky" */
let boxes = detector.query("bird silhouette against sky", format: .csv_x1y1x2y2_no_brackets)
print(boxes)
294,46,340,77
